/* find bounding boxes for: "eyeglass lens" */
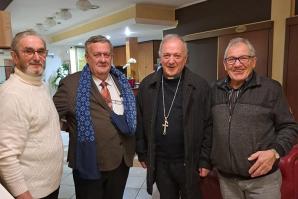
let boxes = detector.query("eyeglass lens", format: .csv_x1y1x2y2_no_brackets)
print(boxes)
225,55,252,65
22,48,48,57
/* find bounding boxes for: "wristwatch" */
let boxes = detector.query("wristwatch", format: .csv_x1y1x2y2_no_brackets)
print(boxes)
271,149,280,159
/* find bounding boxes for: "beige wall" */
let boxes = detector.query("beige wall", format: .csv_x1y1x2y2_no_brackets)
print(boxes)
271,0,294,84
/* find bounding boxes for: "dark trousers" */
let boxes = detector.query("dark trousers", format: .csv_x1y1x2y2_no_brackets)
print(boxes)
40,187,59,199
155,160,201,199
73,160,129,199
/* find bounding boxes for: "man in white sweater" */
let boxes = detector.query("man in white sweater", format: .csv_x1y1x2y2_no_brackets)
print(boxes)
0,30,64,199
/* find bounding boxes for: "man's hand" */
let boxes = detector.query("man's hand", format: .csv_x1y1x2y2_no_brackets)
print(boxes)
16,191,33,199
199,168,210,177
139,161,147,168
248,149,278,178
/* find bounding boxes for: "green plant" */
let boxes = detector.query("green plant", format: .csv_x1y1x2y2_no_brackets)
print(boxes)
50,63,69,89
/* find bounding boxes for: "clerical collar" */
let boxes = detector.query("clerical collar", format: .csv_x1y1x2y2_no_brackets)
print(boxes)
162,71,183,80
14,67,43,86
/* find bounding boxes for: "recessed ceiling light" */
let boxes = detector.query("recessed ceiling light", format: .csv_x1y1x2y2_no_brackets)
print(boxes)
57,8,72,20
105,35,111,40
90,5,100,9
76,0,99,11
35,23,47,32
44,17,56,27
125,27,131,36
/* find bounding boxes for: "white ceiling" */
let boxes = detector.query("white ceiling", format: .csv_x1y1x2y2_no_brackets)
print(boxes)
6,0,205,47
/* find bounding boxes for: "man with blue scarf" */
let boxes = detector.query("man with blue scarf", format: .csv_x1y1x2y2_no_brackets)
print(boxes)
53,35,136,199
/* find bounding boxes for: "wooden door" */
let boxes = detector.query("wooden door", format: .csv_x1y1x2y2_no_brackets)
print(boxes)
184,21,273,81
187,37,218,83
283,16,298,121
113,46,126,67
138,41,154,81
218,29,272,79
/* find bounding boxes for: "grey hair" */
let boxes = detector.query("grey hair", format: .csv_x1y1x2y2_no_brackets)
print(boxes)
158,34,188,57
84,35,113,54
11,30,46,52
224,37,256,58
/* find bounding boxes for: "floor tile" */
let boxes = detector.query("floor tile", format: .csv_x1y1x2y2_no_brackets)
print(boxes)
61,173,74,186
136,188,152,199
152,184,160,199
58,184,75,199
123,187,139,199
125,176,146,189
129,167,147,177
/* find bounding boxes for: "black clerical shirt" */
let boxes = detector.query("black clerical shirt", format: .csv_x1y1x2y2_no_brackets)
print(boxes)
155,75,184,162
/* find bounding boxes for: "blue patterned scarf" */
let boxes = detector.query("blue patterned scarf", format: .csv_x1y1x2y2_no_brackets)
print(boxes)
110,66,136,134
75,64,136,179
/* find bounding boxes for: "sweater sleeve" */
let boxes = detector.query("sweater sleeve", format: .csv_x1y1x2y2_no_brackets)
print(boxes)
271,82,298,157
0,92,30,197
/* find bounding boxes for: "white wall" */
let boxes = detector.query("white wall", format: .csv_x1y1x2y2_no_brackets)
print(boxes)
45,54,61,83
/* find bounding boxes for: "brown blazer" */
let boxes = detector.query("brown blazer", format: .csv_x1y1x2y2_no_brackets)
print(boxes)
53,71,135,171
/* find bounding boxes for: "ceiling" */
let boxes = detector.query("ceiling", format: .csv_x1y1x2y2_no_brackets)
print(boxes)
5,0,206,47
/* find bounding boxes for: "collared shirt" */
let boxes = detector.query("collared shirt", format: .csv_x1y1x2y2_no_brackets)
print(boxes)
93,74,124,115
225,72,254,114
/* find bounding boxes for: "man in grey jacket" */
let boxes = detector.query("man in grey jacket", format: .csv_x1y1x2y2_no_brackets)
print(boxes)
211,37,298,199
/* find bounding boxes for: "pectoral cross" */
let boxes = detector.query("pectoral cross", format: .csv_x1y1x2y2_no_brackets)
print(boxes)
162,117,168,135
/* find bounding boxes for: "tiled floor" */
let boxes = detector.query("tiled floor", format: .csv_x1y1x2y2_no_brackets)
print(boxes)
58,132,159,199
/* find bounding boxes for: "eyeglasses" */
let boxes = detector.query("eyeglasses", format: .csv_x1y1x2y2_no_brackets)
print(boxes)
20,48,48,57
224,55,254,65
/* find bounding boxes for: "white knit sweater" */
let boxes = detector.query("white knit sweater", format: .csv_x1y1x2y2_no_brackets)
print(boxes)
0,68,63,198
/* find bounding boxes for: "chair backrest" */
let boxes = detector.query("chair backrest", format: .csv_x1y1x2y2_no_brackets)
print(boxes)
279,144,298,199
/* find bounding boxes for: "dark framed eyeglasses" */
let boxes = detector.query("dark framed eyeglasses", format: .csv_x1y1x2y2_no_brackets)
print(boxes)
20,48,48,57
224,55,254,65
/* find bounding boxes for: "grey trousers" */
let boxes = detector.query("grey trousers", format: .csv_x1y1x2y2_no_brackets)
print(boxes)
218,169,282,199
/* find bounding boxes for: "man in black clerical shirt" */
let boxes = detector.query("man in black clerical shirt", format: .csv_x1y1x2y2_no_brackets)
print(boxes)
136,34,212,199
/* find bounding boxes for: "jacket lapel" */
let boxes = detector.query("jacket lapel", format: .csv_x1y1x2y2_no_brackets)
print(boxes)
182,68,194,119
147,70,162,139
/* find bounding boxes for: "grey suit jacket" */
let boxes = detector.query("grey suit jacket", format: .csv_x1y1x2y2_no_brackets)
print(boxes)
53,71,135,171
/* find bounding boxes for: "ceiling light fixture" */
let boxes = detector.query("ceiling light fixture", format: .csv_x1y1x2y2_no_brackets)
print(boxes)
76,0,99,11
57,8,72,20
45,17,56,27
125,27,131,36
35,23,47,32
